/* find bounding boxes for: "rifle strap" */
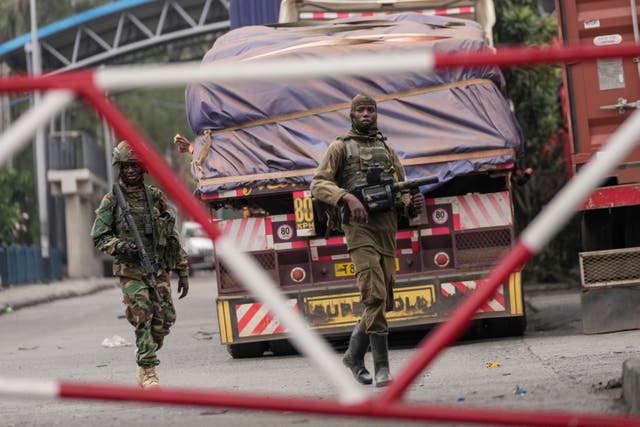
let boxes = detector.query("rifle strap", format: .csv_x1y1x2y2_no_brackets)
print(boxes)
143,185,159,256
112,184,128,232
113,183,159,263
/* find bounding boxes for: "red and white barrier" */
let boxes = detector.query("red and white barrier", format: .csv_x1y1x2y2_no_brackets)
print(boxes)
2,41,640,425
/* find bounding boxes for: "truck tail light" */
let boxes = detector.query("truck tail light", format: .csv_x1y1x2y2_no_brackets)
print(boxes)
434,252,450,268
291,267,307,282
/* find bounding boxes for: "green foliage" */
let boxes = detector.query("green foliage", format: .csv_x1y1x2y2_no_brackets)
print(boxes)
0,167,37,246
113,88,192,149
494,0,579,283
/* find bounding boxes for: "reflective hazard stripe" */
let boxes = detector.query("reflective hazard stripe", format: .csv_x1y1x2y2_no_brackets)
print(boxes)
396,230,419,255
431,192,512,231
217,218,268,251
299,7,474,20
236,299,298,337
440,280,505,312
420,227,450,236
274,241,308,250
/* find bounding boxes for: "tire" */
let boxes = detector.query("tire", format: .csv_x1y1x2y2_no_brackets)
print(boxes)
269,339,298,356
480,315,527,338
226,342,267,359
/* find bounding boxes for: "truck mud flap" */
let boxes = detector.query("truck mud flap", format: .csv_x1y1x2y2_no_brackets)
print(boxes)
217,272,522,344
580,248,640,334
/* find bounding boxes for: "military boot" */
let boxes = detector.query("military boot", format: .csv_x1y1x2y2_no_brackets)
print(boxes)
342,322,372,385
369,334,391,387
138,366,160,389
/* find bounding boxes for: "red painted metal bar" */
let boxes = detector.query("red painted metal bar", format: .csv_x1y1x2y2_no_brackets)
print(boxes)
59,381,640,427
0,43,638,95
78,88,222,242
378,242,534,404
0,70,93,92
581,183,640,210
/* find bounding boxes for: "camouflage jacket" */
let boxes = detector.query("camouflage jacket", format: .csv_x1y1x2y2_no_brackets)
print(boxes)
90,180,189,279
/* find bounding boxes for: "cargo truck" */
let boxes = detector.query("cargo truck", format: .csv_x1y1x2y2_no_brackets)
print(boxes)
556,0,640,334
185,10,526,357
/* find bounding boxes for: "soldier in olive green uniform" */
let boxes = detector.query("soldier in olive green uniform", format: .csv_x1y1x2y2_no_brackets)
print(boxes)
91,141,189,388
310,93,423,387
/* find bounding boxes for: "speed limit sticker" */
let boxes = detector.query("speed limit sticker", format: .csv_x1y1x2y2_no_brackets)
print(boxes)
277,224,293,240
432,207,448,225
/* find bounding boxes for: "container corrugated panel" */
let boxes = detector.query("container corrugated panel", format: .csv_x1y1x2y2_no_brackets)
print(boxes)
557,0,640,184
230,0,281,29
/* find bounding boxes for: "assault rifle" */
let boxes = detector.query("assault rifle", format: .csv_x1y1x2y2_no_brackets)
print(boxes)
113,184,161,301
342,164,438,225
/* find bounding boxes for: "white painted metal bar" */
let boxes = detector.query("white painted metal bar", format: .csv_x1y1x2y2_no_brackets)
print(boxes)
0,378,57,398
94,51,435,90
521,109,640,253
0,90,75,166
214,235,369,404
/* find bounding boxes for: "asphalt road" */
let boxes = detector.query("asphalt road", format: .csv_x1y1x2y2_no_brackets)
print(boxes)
0,273,638,427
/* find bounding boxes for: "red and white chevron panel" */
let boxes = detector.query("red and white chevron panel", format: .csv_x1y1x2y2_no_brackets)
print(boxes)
236,299,298,337
299,7,474,20
440,280,505,312
433,191,512,231
217,217,269,252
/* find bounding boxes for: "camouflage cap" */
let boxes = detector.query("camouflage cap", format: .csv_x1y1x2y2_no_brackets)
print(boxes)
112,140,140,165
350,93,377,113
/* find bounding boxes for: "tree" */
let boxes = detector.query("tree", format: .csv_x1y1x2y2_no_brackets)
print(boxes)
0,167,37,245
494,0,579,283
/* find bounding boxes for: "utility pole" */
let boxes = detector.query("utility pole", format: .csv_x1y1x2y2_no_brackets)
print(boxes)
29,0,50,280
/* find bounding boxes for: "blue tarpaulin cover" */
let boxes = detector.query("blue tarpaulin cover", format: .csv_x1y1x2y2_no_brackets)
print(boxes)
185,13,524,195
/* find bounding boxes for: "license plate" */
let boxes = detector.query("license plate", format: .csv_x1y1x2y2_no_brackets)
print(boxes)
335,262,355,277
334,259,400,277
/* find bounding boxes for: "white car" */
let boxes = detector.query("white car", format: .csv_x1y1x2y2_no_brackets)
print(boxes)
180,221,215,273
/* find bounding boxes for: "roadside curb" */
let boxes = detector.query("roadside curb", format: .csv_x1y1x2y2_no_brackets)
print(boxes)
0,278,117,314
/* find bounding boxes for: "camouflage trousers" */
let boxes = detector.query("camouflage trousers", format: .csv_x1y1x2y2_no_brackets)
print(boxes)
350,246,395,335
119,272,176,367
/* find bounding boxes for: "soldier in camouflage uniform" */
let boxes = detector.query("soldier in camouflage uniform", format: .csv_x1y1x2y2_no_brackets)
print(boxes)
310,93,423,387
91,141,190,389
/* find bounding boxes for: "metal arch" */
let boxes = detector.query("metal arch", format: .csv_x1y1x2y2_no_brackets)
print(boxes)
8,0,230,74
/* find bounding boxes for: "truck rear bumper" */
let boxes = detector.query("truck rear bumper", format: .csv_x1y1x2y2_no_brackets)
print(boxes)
216,272,523,344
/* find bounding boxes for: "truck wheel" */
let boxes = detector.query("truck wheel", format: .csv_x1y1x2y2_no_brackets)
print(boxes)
269,339,298,356
226,342,267,358
481,315,527,338
581,209,615,251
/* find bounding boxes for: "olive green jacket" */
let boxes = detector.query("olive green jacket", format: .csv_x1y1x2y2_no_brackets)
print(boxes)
310,132,410,257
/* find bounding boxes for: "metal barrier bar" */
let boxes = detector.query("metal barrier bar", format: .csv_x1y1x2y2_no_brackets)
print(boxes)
0,377,639,427
2,40,640,424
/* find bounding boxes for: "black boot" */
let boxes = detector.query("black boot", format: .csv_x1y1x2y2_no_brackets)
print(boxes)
342,322,372,385
370,333,391,387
